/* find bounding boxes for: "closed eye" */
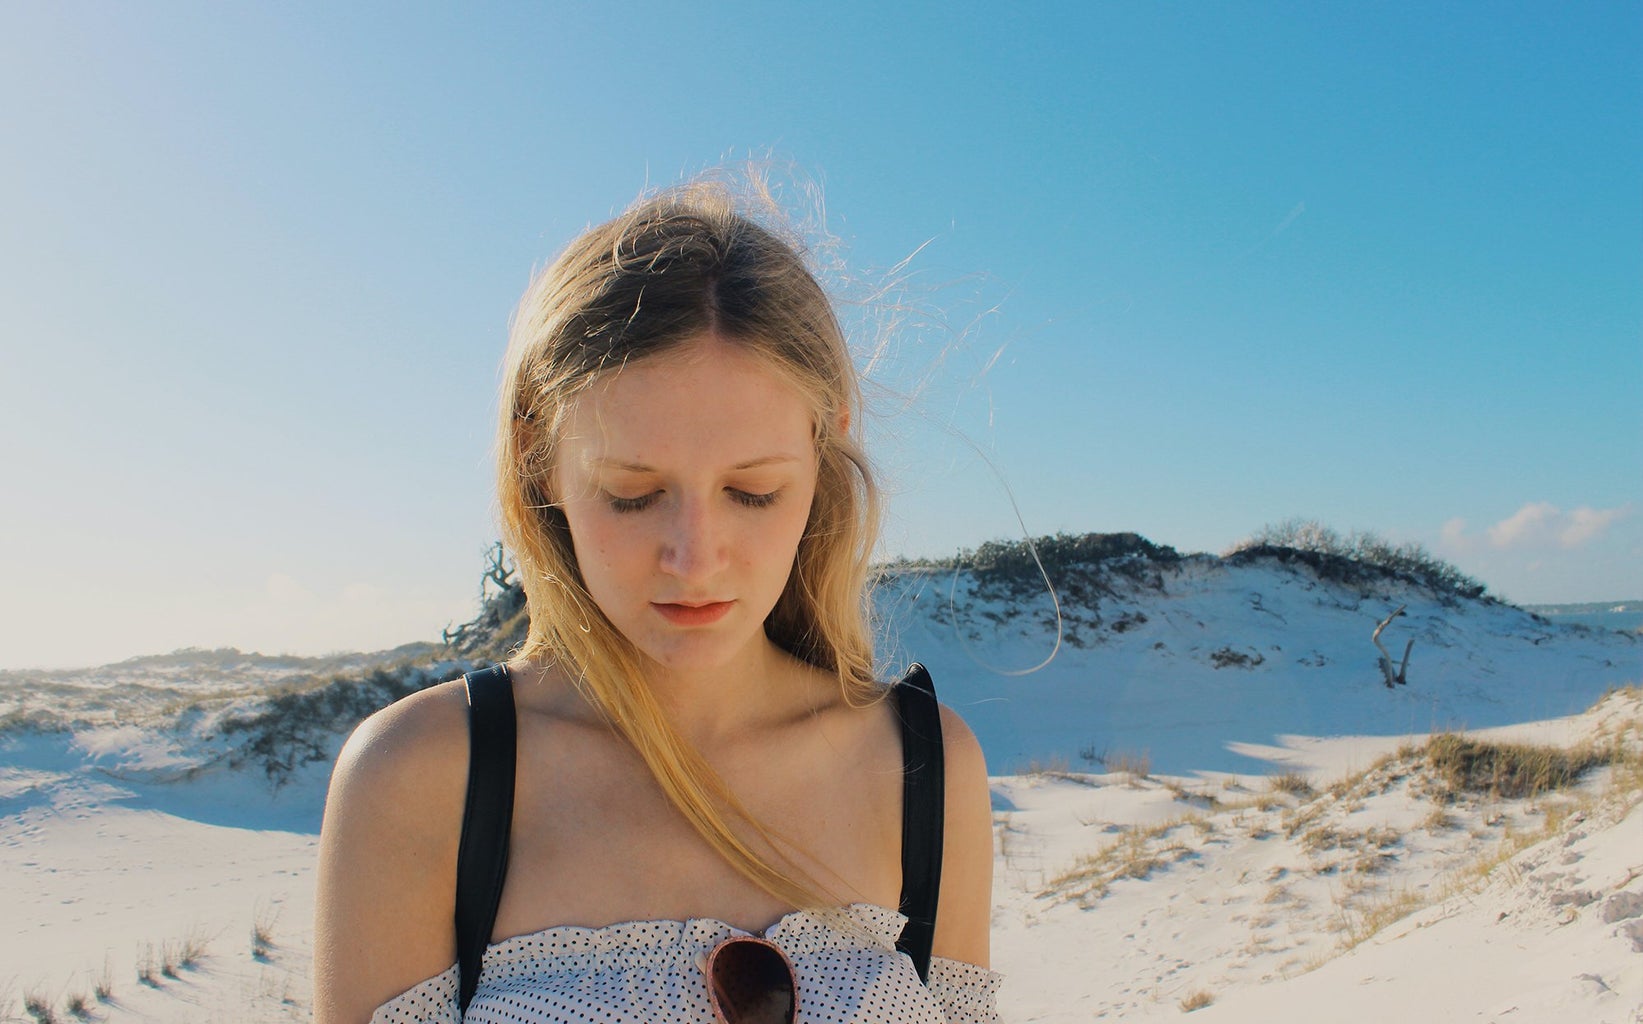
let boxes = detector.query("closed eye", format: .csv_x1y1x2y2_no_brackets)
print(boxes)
608,492,660,513
731,489,780,509
606,489,779,512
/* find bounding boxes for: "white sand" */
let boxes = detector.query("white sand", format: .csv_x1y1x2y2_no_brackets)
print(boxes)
3,565,1639,1021
1,753,318,1022
3,689,1639,1023
987,689,1643,1021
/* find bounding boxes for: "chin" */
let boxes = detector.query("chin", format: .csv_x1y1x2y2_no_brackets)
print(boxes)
641,645,745,676
632,628,767,676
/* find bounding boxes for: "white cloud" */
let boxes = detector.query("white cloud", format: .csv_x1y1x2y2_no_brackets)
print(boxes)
1440,517,1472,550
1427,503,1641,603
1483,502,1631,550
1486,502,1559,548
1559,506,1628,548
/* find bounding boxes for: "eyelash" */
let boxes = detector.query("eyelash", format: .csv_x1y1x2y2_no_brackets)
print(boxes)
733,489,780,509
607,490,780,513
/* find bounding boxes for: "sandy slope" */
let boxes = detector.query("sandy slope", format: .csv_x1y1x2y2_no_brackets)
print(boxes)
2,559,1639,1022
4,691,1639,1023
1205,797,1643,1022
882,555,1639,775
1,748,320,1023
988,689,1643,1022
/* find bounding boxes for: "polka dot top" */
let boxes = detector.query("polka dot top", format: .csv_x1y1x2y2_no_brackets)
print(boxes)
369,903,1000,1023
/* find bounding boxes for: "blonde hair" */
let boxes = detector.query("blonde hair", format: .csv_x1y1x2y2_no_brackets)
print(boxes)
497,178,883,909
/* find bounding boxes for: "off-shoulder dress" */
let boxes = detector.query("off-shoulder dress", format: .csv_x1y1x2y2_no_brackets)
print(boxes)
369,902,1001,1023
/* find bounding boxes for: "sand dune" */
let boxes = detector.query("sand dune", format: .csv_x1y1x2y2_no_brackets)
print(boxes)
4,554,1639,1021
3,689,1638,1022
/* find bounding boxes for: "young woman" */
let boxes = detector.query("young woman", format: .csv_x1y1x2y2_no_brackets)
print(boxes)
314,179,999,1023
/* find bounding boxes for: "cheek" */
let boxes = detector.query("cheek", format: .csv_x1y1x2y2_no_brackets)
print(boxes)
563,506,634,589
769,488,818,559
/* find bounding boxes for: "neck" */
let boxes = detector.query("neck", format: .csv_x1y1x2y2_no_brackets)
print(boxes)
643,637,811,750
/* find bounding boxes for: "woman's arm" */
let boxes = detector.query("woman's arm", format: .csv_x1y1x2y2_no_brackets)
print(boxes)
929,704,993,968
313,682,471,1024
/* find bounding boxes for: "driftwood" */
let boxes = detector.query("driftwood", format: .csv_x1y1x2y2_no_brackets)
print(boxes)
482,540,515,591
444,542,520,648
1372,604,1413,688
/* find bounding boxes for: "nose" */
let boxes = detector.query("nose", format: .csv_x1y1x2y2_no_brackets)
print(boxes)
658,495,728,582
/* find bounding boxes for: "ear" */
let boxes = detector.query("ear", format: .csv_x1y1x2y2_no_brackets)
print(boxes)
835,405,851,435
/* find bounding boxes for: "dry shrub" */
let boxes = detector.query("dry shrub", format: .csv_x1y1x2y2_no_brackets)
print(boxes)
136,944,158,987
159,941,179,979
253,902,280,961
1421,806,1455,832
1268,771,1315,798
94,955,113,1002
1426,734,1605,799
23,989,57,1024
1338,888,1424,950
1025,754,1070,777
179,929,209,969
1042,820,1179,901
1105,749,1151,781
1226,518,1486,598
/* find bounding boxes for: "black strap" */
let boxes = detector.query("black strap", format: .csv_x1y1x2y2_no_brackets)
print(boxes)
455,665,516,1015
451,661,945,1009
893,663,945,984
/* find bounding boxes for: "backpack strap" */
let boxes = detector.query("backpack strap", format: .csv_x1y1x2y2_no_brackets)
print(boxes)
893,663,945,984
455,664,517,1015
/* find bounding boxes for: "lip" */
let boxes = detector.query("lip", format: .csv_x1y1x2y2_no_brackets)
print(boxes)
651,600,735,626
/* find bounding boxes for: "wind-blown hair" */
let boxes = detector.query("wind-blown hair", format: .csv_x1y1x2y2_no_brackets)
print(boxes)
496,178,882,908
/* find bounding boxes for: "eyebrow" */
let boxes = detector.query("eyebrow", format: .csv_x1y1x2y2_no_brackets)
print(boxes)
591,455,803,473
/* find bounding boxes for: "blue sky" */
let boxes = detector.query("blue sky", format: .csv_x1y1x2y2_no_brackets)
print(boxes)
2,2,1638,668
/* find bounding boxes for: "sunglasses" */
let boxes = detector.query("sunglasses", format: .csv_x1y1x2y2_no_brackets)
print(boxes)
702,935,798,1024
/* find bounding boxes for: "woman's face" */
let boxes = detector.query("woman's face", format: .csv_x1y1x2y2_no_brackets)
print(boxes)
552,333,819,677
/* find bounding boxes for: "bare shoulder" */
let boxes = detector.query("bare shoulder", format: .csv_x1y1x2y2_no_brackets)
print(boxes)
322,679,473,852
329,677,471,802
933,701,994,968
937,703,987,787
314,679,472,1024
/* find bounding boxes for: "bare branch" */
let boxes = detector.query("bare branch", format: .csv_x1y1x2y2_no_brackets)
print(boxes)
1372,605,1411,688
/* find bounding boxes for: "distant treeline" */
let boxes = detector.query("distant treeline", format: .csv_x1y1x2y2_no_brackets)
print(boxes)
1224,519,1487,601
879,521,1487,603
882,531,1178,577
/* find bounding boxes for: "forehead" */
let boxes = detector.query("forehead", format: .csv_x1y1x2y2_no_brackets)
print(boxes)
558,336,815,468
